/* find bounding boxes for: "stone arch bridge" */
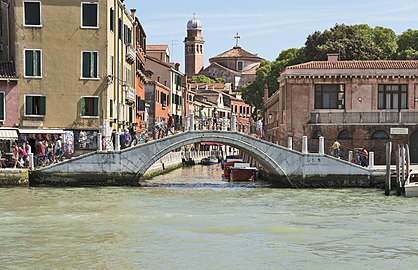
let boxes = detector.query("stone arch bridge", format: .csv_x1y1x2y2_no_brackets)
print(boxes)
31,130,382,187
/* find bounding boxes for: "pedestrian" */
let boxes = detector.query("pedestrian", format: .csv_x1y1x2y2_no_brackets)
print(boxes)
256,118,263,138
360,148,369,167
13,143,20,168
111,129,116,150
55,136,64,162
124,128,131,148
167,114,174,135
18,145,27,168
159,119,166,138
332,140,341,158
212,108,218,130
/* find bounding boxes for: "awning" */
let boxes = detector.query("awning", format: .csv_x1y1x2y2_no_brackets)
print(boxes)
19,128,65,134
0,129,18,140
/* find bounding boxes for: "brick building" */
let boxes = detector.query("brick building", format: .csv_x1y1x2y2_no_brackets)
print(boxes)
265,55,418,164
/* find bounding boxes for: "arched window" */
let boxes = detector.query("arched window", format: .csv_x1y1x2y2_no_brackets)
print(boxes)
312,130,321,139
338,130,353,140
371,130,389,140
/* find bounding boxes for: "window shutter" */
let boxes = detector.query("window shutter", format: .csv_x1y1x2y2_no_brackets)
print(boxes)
82,52,90,78
110,99,113,118
25,50,33,76
40,96,46,115
25,96,33,115
81,97,86,116
93,98,99,116
34,50,40,76
110,8,114,31
92,52,98,78
0,93,4,120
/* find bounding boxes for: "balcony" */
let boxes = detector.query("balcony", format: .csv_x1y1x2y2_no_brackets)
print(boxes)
125,86,135,104
126,45,135,64
310,110,418,125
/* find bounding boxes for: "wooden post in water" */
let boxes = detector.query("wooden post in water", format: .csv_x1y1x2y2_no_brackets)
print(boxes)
385,142,392,196
396,145,401,196
406,144,410,194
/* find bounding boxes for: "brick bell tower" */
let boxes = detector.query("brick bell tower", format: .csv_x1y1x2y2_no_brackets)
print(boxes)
184,15,205,77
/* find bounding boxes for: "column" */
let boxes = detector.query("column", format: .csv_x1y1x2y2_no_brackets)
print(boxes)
369,151,374,169
302,136,308,154
319,136,324,155
287,136,293,150
231,114,237,132
97,133,102,151
189,113,194,131
115,133,120,151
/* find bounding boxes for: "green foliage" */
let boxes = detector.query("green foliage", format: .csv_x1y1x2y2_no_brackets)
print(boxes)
396,29,418,59
187,75,226,83
188,75,214,83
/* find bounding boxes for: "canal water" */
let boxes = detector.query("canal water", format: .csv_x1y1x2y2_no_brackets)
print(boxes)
1,165,417,269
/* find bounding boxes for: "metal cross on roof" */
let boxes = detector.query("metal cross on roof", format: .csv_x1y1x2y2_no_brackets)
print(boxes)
234,33,240,46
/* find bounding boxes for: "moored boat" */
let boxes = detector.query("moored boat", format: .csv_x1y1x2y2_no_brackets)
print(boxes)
201,156,218,165
229,163,258,182
223,160,243,179
405,169,418,197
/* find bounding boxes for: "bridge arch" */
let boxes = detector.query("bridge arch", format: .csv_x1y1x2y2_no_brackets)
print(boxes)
132,131,288,179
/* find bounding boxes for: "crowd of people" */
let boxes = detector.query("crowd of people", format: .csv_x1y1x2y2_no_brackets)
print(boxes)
332,139,369,167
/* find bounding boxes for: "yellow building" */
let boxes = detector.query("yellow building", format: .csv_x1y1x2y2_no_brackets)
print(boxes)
13,0,137,151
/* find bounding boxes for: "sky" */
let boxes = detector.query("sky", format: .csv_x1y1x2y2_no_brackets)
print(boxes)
125,0,418,73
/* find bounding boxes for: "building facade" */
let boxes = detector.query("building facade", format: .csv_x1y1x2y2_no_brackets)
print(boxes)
12,0,138,152
265,56,418,164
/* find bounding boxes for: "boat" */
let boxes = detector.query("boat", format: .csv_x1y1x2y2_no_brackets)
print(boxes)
223,159,243,179
229,163,258,182
201,156,218,165
405,169,418,197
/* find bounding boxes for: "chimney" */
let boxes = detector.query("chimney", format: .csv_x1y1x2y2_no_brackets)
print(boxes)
327,53,339,62
130,9,136,19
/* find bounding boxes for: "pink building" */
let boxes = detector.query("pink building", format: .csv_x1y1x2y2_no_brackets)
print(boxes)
265,56,418,164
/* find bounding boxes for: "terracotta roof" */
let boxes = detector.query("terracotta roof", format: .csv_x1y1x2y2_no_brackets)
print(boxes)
210,46,263,60
241,64,259,75
200,62,239,76
287,60,418,70
146,45,168,51
0,62,17,78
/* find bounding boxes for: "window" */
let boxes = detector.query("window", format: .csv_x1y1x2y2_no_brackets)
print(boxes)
371,130,389,140
312,130,321,139
0,92,4,121
136,96,145,111
338,130,353,140
237,61,243,71
315,84,345,109
110,99,113,118
378,84,408,110
125,67,132,87
81,2,98,28
24,49,42,77
118,18,122,40
82,51,98,79
81,96,99,117
24,1,41,27
109,8,114,32
123,24,132,45
25,95,46,116
110,55,114,76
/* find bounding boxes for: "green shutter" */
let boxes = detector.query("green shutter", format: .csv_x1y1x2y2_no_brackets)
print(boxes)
0,93,4,120
25,96,33,115
34,50,41,76
110,8,114,31
25,50,33,76
82,52,90,78
81,97,86,116
110,99,113,118
40,96,46,115
93,97,99,116
93,52,98,78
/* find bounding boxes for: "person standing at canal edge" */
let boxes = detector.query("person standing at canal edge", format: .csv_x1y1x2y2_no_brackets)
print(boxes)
332,140,341,158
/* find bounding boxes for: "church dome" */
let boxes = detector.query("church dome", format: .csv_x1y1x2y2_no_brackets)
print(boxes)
187,16,202,30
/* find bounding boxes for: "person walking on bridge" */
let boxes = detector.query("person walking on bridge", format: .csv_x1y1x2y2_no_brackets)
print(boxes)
331,140,341,158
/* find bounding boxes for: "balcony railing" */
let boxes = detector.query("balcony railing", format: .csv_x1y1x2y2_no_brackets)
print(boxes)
126,45,135,64
310,110,418,124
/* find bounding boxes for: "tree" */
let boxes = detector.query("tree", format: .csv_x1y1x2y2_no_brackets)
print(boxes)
305,24,383,60
396,29,418,59
187,75,214,83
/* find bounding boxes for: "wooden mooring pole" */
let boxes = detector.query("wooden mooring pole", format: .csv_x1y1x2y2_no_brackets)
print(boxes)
385,142,392,196
396,145,401,196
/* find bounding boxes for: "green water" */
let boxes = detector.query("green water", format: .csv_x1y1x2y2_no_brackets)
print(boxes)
1,165,417,269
